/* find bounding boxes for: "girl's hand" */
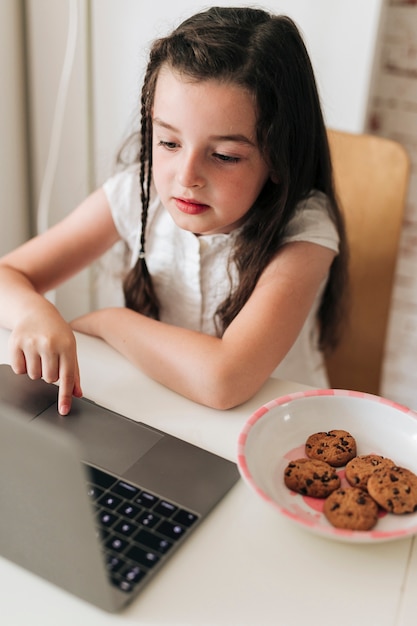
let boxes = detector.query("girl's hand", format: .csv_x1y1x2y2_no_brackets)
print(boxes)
0,188,120,414
8,312,83,416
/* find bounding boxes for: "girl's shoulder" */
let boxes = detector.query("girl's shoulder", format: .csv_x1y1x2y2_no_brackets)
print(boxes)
282,191,339,252
103,167,161,221
102,167,163,253
102,166,140,209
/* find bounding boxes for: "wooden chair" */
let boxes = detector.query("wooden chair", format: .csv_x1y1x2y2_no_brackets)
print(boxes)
325,129,410,395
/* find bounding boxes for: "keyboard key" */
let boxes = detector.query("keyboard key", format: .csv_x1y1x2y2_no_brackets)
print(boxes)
97,510,118,527
134,528,172,554
154,500,177,517
173,509,199,527
125,544,160,568
98,493,123,510
98,527,110,542
157,520,186,541
135,491,158,509
118,502,142,518
111,481,140,499
135,491,159,508
105,535,128,553
87,484,104,501
87,466,117,489
114,520,139,537
106,554,124,573
111,577,134,593
137,511,160,528
120,564,146,584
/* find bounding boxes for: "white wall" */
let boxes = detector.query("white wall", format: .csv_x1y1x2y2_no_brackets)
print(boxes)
24,0,92,317
0,0,30,255
366,2,417,409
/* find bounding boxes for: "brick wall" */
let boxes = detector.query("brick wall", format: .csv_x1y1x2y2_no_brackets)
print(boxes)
366,0,417,408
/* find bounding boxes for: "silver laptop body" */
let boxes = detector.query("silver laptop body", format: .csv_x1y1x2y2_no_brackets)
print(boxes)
0,364,239,612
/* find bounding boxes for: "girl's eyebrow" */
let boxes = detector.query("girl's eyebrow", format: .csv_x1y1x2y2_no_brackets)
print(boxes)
152,117,256,147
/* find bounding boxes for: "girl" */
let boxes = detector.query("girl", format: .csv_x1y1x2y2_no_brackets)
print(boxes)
0,6,348,415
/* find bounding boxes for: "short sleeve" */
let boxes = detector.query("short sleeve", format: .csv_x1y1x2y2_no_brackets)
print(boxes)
102,168,141,254
281,191,339,253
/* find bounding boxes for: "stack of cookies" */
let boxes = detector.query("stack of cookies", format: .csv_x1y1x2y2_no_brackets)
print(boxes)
284,429,417,531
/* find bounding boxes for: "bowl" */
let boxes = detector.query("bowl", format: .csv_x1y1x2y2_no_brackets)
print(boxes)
237,389,417,542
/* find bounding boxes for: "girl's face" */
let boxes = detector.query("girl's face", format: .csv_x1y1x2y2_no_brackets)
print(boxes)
152,67,271,235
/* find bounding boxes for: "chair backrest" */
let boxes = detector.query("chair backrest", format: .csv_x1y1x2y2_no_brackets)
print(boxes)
325,129,410,395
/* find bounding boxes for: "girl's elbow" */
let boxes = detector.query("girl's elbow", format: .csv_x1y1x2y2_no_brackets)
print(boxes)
199,368,260,410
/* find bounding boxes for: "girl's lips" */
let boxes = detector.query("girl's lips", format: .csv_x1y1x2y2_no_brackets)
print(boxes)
174,197,210,215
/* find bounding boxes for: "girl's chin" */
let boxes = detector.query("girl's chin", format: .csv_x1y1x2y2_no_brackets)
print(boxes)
166,205,241,235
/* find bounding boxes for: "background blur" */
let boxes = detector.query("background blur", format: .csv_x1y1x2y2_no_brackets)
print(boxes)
1,0,416,407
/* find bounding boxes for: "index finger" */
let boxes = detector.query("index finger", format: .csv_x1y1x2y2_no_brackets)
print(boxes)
57,359,82,416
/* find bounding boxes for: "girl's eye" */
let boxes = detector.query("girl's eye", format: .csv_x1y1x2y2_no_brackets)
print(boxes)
214,153,240,163
158,140,178,150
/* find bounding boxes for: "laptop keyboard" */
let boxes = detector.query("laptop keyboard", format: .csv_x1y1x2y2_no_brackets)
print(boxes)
85,465,199,593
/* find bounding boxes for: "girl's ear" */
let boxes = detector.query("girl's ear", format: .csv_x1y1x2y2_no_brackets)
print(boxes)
270,171,280,184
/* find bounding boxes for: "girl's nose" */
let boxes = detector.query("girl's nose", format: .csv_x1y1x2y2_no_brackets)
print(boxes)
177,151,205,188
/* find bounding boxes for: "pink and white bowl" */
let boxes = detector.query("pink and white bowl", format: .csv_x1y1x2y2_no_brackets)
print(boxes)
237,389,417,543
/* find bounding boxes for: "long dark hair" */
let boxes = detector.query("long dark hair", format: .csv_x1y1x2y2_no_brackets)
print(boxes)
121,6,348,351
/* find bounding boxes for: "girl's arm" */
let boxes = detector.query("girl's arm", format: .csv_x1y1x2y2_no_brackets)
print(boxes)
0,188,120,414
71,240,335,409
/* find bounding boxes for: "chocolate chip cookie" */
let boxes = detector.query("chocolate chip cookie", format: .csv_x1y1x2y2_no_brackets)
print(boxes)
323,487,379,530
305,430,357,467
283,458,341,498
367,465,417,514
345,454,395,491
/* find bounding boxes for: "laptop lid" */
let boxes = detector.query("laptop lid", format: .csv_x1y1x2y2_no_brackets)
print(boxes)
0,407,123,612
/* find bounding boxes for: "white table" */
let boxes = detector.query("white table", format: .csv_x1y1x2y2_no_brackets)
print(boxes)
0,327,415,626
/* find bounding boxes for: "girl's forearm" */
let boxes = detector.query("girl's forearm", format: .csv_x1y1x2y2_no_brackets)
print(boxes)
0,265,51,328
71,307,256,409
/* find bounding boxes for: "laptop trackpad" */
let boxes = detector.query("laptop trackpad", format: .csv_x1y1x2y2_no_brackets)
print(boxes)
34,396,162,476
0,365,57,420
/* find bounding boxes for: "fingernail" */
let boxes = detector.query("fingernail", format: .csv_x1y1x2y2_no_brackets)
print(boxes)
59,404,70,416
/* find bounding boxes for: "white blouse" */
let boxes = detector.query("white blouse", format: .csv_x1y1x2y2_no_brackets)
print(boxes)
103,169,339,388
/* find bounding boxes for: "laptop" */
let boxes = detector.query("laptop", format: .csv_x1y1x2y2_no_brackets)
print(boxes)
0,364,239,612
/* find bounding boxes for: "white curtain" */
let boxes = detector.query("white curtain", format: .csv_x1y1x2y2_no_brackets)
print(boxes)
0,0,30,255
